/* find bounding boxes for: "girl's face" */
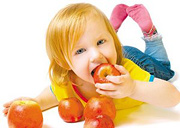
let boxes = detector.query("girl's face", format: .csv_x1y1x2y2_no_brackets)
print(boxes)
69,17,117,84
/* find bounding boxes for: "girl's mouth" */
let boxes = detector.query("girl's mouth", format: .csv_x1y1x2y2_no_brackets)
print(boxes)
91,65,99,77
91,69,95,77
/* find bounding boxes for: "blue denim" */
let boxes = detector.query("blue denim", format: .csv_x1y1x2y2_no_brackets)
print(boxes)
123,34,175,81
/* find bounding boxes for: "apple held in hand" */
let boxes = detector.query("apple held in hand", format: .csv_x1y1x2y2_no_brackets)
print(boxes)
84,114,114,128
92,63,120,83
58,97,84,123
84,95,116,120
7,100,43,128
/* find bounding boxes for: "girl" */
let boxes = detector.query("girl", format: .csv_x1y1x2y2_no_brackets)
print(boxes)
3,3,180,115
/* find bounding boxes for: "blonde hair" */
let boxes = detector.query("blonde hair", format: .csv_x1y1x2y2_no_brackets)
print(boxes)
46,3,123,86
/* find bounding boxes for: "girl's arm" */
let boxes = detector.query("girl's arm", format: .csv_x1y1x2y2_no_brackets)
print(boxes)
3,86,59,116
130,78,180,108
95,65,180,108
35,86,59,111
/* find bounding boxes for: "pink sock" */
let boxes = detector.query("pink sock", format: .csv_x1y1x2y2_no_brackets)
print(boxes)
110,4,128,32
126,4,157,36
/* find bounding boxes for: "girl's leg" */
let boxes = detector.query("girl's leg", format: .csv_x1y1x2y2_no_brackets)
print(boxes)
126,4,157,37
126,4,170,62
143,34,169,63
110,4,128,32
123,46,175,81
124,4,175,80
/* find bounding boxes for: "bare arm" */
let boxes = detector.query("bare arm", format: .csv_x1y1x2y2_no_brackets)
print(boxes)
3,86,59,116
130,78,180,107
35,86,59,111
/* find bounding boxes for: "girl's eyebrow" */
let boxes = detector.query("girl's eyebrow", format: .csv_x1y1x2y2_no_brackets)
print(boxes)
74,40,84,49
72,42,84,52
96,32,108,39
73,32,109,50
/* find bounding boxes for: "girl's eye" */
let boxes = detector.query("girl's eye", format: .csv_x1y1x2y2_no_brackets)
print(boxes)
75,48,86,55
97,39,105,45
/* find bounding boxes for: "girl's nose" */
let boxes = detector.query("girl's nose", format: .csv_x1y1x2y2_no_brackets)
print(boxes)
90,49,104,63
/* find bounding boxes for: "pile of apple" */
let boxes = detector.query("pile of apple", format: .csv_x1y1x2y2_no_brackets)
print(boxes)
7,63,119,128
58,63,120,128
59,96,115,128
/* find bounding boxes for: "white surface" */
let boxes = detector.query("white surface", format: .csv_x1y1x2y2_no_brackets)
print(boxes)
0,0,180,127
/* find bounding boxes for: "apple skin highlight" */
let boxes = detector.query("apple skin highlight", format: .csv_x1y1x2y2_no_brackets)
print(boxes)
93,63,120,83
58,97,84,123
7,100,43,128
84,114,115,128
84,96,116,120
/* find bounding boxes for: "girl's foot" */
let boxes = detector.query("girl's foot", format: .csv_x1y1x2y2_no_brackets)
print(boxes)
110,4,128,32
126,4,157,37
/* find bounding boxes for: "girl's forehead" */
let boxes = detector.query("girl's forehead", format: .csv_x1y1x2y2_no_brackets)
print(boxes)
70,12,107,50
82,17,108,36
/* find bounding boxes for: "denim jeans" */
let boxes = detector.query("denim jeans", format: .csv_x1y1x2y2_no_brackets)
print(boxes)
123,34,175,81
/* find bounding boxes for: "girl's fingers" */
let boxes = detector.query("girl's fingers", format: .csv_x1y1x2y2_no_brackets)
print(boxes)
3,97,34,107
106,75,124,84
3,97,36,117
3,98,29,117
114,65,128,75
95,83,116,90
105,65,129,84
3,98,21,108
3,97,33,109
3,101,13,108
96,88,116,96
3,108,9,115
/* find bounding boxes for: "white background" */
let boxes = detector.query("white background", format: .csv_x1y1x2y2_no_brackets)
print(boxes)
0,0,180,127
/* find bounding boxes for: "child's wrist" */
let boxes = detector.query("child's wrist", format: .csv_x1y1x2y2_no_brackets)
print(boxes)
34,97,43,110
129,80,137,98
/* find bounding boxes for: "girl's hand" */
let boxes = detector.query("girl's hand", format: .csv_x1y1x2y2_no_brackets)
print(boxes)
95,65,136,99
3,97,37,116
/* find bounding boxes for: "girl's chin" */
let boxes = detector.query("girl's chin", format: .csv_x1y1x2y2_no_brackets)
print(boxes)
87,80,95,85
90,78,95,84
88,80,95,85
87,78,95,85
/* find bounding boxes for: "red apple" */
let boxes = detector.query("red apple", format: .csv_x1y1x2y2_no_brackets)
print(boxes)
92,63,120,83
84,114,114,128
58,97,84,123
84,95,116,120
7,100,43,128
